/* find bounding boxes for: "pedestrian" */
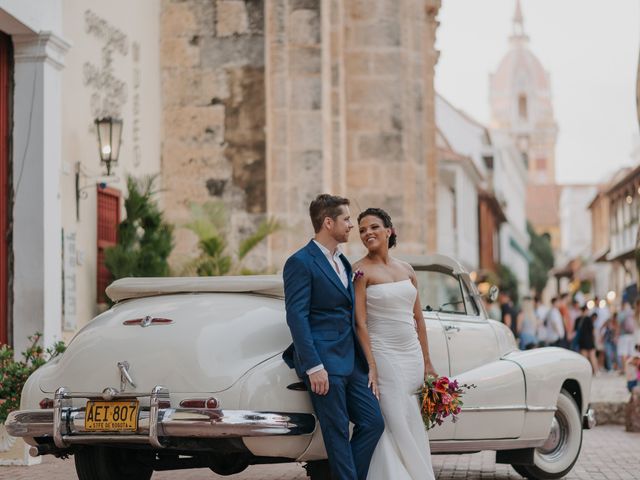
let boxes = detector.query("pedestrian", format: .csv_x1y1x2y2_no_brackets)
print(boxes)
499,291,518,340
534,295,549,346
559,293,573,347
601,313,619,372
568,298,581,351
624,344,640,392
545,297,566,348
592,297,610,371
518,296,538,349
617,301,637,369
575,307,598,374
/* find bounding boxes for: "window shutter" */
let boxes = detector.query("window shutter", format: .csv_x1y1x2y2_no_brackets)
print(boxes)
97,186,120,303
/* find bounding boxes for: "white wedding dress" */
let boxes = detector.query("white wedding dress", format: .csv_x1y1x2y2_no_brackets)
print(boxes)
365,279,435,480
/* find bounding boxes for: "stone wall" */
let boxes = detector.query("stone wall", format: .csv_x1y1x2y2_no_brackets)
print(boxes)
163,0,441,270
266,0,441,265
161,0,269,271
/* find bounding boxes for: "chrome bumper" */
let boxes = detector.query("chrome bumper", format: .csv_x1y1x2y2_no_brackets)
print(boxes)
6,386,316,450
583,407,596,429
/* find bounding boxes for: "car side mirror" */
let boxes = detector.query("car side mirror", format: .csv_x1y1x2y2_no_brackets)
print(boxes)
488,285,499,302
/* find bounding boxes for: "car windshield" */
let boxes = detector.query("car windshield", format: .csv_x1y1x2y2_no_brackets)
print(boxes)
414,266,465,314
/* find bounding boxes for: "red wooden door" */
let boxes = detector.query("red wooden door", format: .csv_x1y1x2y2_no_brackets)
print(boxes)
97,187,120,303
0,33,12,345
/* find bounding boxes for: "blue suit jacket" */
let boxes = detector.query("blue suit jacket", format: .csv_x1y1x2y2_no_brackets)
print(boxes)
282,240,359,378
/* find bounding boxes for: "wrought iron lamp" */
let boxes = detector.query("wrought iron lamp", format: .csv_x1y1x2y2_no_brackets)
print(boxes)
95,117,123,176
75,117,123,220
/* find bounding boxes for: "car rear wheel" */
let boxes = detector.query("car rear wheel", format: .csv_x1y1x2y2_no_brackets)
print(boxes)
75,446,153,480
512,389,583,479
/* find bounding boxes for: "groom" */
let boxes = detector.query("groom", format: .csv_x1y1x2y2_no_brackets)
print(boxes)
282,194,384,480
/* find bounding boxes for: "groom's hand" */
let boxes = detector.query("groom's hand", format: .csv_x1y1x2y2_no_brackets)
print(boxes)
309,369,329,395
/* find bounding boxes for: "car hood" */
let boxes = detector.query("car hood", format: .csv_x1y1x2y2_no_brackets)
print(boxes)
39,293,291,394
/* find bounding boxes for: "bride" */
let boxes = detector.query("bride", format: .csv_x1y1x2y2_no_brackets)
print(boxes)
353,207,436,480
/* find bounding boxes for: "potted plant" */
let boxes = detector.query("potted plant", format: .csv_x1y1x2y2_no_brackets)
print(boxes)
0,333,65,465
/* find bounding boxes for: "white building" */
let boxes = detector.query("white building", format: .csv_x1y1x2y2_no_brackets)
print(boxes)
490,130,530,296
0,0,162,354
435,94,488,272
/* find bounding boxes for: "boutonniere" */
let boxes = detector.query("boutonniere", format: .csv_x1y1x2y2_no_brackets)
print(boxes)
352,269,364,282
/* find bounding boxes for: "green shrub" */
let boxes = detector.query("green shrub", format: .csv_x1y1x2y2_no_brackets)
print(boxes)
0,333,66,422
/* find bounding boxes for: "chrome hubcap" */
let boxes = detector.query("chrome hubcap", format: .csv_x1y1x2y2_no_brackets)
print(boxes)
538,412,568,461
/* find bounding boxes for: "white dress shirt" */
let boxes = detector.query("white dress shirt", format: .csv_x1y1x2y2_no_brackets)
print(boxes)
306,240,348,375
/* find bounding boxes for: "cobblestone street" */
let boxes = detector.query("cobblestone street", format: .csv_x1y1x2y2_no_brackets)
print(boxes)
2,425,638,480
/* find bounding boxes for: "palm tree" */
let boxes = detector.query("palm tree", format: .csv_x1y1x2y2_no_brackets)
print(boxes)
181,201,281,276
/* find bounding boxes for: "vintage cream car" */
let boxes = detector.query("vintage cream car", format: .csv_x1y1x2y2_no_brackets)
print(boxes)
7,255,594,480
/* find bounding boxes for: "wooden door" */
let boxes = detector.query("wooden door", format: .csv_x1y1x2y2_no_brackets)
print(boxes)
97,187,120,303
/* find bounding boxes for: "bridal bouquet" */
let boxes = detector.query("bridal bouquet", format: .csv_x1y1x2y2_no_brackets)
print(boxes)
419,376,475,430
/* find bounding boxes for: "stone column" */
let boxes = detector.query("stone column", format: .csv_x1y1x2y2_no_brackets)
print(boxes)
12,32,70,354
341,0,440,255
424,0,441,254
266,0,326,266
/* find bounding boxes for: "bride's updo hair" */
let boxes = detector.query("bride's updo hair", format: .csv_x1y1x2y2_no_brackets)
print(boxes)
357,207,397,249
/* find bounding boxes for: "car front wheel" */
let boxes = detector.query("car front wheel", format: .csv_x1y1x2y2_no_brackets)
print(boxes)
513,389,583,479
74,446,153,480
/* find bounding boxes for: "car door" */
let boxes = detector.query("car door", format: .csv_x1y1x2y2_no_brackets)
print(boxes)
420,311,454,440
437,275,525,440
414,268,454,440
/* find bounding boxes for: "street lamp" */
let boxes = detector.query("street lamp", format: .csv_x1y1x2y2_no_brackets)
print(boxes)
95,117,123,176
75,117,123,220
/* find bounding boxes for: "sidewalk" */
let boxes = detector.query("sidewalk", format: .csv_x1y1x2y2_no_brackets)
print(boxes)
2,425,638,480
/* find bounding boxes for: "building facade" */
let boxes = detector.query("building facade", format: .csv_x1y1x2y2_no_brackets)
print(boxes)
0,0,162,352
160,0,442,268
0,0,444,350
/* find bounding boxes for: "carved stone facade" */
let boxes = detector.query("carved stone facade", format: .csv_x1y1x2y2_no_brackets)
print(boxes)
161,0,441,269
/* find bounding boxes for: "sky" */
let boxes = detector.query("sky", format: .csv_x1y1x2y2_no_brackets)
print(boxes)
435,0,640,185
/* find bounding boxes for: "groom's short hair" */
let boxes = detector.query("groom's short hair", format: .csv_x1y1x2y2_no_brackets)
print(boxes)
309,194,350,233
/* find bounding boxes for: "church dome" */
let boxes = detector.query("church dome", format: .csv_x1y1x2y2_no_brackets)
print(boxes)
492,44,550,93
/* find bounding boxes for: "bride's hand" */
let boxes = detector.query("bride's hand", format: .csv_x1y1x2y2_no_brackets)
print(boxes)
368,364,380,399
424,360,438,380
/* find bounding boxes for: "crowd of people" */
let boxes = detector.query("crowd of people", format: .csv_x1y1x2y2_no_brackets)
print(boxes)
487,291,640,390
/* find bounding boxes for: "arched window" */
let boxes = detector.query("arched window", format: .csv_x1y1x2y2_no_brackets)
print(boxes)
518,94,527,120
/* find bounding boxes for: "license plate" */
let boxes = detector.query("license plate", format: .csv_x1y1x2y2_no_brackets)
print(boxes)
84,400,139,432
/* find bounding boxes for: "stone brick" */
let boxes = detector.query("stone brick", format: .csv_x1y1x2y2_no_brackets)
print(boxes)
372,51,402,75
347,106,392,132
346,0,378,21
289,9,321,46
291,150,323,175
164,105,226,145
161,37,200,67
162,68,230,107
357,133,403,160
289,112,322,150
346,22,401,48
288,46,321,75
290,77,321,110
344,51,371,76
289,0,319,11
161,3,197,37
270,75,287,109
347,162,371,189
347,78,400,106
200,35,264,68
272,111,288,146
217,1,249,37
